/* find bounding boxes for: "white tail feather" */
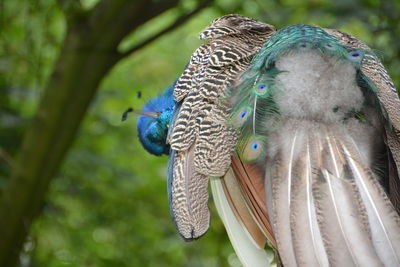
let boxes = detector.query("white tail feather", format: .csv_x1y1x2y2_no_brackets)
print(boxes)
210,176,275,267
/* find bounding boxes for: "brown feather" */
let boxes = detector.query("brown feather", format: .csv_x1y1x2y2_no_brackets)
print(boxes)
170,147,210,240
267,151,298,267
230,156,277,247
220,168,267,248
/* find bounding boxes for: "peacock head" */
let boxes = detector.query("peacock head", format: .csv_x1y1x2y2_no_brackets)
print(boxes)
136,83,176,156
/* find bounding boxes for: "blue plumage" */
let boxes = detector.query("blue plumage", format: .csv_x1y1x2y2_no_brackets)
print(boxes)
137,81,176,156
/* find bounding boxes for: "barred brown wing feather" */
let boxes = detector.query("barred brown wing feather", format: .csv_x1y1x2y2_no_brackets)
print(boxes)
230,156,276,247
168,14,276,244
170,147,210,240
174,44,210,102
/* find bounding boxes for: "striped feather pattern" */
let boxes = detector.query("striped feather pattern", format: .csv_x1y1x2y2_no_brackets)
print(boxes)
167,14,275,240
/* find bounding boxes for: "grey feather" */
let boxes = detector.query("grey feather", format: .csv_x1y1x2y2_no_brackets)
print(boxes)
313,133,382,267
341,137,400,266
289,136,329,267
266,133,297,267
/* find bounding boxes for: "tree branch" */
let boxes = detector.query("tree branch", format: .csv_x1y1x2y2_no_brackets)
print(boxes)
118,0,212,60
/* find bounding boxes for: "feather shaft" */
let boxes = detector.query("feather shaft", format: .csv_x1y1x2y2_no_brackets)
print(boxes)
341,140,400,266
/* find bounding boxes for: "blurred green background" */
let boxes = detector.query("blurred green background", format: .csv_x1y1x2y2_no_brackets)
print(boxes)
1,0,399,266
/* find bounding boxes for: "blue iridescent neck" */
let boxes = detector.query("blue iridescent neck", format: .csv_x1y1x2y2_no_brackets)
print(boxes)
137,83,176,156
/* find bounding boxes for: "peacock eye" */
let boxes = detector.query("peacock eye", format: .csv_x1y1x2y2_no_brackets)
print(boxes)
258,84,266,91
346,51,364,63
251,141,259,151
255,81,269,96
240,137,265,162
349,51,360,58
231,106,252,128
240,110,248,119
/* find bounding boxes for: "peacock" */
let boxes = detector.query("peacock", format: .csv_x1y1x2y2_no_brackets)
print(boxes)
136,81,176,156
135,14,400,267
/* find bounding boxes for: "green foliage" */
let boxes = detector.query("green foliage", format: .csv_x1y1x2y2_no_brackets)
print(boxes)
1,0,400,266
0,0,65,188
